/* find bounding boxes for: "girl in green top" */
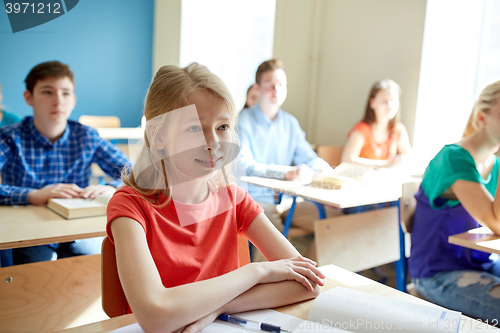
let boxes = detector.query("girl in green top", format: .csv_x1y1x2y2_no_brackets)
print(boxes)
0,82,22,127
410,81,500,321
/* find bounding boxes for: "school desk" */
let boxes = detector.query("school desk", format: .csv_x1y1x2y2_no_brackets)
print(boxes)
0,205,107,267
0,254,108,333
240,176,408,292
57,264,493,333
96,127,144,140
449,226,500,255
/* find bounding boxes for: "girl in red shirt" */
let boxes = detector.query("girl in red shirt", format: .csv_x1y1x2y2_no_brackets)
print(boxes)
106,63,324,333
341,79,412,166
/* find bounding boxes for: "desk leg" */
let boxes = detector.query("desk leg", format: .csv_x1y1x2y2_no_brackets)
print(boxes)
313,202,326,219
0,249,13,267
394,199,408,292
282,196,297,239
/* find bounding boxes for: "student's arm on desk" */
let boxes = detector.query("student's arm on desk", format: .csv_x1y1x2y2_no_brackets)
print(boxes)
239,144,295,179
92,131,131,188
452,178,500,235
341,130,394,167
174,213,324,333
290,120,333,175
397,124,412,156
226,212,324,309
0,136,84,205
111,214,323,333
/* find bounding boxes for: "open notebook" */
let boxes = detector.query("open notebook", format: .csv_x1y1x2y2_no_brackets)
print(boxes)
310,163,375,190
46,194,111,219
111,287,461,333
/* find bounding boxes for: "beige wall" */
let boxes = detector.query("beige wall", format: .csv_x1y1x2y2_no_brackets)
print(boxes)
153,0,181,74
274,0,426,146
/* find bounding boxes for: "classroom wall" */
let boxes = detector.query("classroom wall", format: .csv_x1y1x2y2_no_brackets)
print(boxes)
153,0,181,73
273,0,427,146
0,0,154,127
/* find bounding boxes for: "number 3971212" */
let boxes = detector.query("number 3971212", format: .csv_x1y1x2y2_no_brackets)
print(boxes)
5,2,62,14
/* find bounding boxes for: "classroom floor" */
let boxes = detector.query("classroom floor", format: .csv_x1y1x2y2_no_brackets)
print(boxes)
251,234,398,289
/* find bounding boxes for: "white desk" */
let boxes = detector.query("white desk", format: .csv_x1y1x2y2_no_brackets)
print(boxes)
58,264,495,333
96,127,144,140
241,176,407,292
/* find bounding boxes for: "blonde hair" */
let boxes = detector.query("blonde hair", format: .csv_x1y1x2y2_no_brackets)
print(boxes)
362,79,401,133
122,63,238,206
463,81,500,137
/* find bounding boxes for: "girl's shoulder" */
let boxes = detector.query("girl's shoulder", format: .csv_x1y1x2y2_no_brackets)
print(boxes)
394,122,407,133
111,186,164,207
425,144,475,176
348,121,371,138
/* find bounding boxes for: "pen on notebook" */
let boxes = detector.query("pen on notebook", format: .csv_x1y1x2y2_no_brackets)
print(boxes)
217,314,292,333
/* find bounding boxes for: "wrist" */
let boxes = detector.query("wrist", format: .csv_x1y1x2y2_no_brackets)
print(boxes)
27,189,40,205
247,262,266,284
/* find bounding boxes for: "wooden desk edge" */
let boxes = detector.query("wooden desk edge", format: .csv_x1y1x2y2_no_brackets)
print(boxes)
0,231,107,250
448,232,500,255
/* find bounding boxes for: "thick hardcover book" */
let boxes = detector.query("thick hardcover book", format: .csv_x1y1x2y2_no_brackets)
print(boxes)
47,194,111,219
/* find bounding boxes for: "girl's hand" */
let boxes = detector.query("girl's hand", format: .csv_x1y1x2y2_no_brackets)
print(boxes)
253,256,325,291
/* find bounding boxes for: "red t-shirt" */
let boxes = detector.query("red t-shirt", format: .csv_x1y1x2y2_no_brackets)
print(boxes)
347,121,402,160
106,184,263,288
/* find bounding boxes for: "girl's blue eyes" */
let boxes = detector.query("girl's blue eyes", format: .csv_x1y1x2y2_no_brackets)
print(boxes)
188,126,201,132
187,124,230,132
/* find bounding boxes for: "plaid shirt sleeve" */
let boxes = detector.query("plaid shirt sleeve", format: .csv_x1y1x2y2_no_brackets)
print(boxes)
0,134,33,205
90,130,132,188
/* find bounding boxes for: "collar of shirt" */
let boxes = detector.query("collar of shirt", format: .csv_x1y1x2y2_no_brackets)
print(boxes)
251,103,282,126
26,116,71,148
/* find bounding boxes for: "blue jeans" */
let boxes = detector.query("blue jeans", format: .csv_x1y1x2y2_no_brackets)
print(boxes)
413,259,500,322
12,237,104,265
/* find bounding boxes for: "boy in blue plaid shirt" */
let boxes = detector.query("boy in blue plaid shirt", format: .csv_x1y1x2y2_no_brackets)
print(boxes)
0,61,131,264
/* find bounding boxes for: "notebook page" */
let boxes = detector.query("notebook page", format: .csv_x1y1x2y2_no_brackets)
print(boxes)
110,309,352,333
307,287,461,333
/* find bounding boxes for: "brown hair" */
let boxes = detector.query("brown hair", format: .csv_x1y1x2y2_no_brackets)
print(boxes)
24,61,74,93
361,79,401,133
255,59,284,84
122,62,238,206
463,81,500,137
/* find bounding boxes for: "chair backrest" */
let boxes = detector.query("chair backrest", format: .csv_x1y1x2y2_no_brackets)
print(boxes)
316,145,344,167
101,235,251,318
401,179,422,234
101,237,130,318
79,115,121,128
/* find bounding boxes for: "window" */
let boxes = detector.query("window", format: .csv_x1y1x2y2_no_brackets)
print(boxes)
412,0,500,171
180,0,276,110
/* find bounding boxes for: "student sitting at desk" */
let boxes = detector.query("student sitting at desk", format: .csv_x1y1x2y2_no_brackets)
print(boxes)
106,63,324,333
341,79,412,166
0,61,131,264
242,83,259,110
0,81,22,127
409,81,500,321
238,59,337,232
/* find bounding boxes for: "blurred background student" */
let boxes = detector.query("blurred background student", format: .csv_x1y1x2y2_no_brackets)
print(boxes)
243,84,259,110
341,79,412,167
409,81,500,321
0,82,22,127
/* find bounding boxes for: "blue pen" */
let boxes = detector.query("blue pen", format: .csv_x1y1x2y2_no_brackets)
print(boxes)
217,314,292,333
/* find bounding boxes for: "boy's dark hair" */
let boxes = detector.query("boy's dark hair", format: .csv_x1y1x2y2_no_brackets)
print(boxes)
255,59,284,84
24,61,74,93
